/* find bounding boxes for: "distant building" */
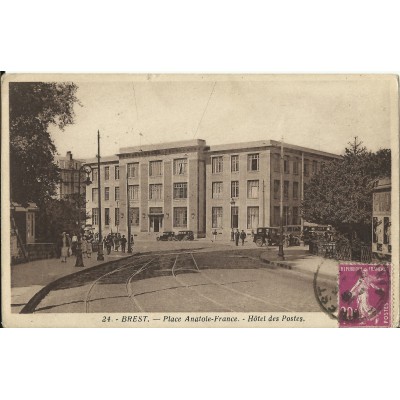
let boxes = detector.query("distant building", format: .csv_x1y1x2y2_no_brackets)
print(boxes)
84,139,340,239
55,151,86,200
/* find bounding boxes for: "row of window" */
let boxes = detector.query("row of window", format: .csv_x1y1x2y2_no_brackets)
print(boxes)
91,207,189,228
212,154,259,173
212,180,260,199
92,183,189,202
211,206,301,229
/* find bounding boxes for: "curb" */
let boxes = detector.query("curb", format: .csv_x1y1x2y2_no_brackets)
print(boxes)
260,257,292,270
20,253,140,314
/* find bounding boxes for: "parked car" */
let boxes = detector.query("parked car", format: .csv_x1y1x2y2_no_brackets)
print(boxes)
175,230,195,241
253,227,279,247
156,231,176,241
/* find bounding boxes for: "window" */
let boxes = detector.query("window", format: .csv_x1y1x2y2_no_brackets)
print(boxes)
283,206,290,225
284,158,290,174
115,187,120,201
284,181,289,199
104,166,110,180
173,207,187,227
105,208,110,225
293,159,299,175
173,182,188,199
129,207,140,226
247,180,259,198
273,180,280,199
292,207,300,225
212,207,223,228
174,158,187,175
115,208,120,226
312,160,318,174
231,155,239,172
92,188,98,202
149,184,163,200
231,181,239,198
304,160,310,176
149,160,163,176
128,185,139,201
273,154,280,172
248,154,259,171
212,182,223,199
92,208,99,225
231,206,239,228
105,187,110,201
247,207,259,229
127,163,139,178
212,156,223,173
273,206,280,226
92,168,98,182
115,166,120,180
293,181,299,200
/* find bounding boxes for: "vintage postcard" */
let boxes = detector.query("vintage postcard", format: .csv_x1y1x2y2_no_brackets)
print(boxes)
1,74,399,327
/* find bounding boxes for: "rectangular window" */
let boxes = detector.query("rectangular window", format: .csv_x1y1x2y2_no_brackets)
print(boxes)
104,187,110,201
231,181,239,198
115,187,120,201
173,182,188,199
248,153,259,171
127,162,139,178
292,207,300,225
92,168,98,182
212,182,223,199
283,206,290,225
273,206,280,226
231,206,239,229
293,159,299,175
173,207,187,228
312,160,318,174
129,207,140,226
149,184,163,200
293,181,299,200
104,166,110,181
105,208,110,225
114,166,120,180
92,188,98,202
92,208,98,225
212,207,223,228
273,154,280,172
247,180,259,199
115,208,120,226
231,155,239,172
284,181,289,199
173,158,187,175
128,185,139,201
212,156,223,173
304,160,310,176
247,207,259,229
284,158,290,174
149,160,163,176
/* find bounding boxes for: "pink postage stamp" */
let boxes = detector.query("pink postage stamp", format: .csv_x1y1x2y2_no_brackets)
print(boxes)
339,264,391,327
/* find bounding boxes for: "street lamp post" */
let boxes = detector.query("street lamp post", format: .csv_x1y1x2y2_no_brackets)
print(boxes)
75,164,93,267
230,198,236,241
97,130,105,261
126,165,132,253
278,140,285,260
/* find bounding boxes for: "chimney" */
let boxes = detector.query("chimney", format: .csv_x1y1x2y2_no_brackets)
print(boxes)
66,151,72,160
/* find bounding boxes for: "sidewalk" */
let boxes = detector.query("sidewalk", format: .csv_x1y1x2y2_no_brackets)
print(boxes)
260,247,338,281
11,250,135,313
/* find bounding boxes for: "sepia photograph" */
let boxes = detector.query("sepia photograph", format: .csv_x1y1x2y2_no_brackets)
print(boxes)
1,74,398,327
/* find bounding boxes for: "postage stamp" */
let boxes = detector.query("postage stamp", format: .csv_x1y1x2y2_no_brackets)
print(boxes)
339,264,391,327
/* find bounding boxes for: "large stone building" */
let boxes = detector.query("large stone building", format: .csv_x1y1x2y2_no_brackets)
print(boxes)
85,139,340,239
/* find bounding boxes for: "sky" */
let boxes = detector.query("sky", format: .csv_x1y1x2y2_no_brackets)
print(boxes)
49,76,394,159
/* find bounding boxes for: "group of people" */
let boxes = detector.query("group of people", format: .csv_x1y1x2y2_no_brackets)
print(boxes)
211,229,247,246
104,233,131,255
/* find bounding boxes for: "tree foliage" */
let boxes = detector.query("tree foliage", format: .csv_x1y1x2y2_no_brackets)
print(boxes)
302,138,391,240
9,82,80,205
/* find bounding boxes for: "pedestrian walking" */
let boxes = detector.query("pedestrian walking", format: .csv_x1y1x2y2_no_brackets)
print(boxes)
71,232,78,256
66,233,72,256
105,234,112,255
234,229,240,246
81,237,88,258
121,235,127,253
230,229,234,241
86,238,93,258
61,232,69,262
115,234,120,252
212,229,217,242
240,230,246,246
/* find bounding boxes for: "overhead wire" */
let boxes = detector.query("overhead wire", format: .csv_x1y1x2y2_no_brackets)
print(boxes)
192,81,216,139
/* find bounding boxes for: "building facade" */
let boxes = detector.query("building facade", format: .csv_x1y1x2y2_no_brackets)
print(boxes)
85,139,340,239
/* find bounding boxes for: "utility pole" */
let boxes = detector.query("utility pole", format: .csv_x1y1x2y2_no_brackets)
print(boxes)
97,130,104,261
126,165,132,253
278,140,285,260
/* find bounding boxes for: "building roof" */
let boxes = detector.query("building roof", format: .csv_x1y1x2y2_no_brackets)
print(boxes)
85,155,119,165
118,139,207,155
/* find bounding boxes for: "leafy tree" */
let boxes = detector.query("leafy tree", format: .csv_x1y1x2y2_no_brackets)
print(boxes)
9,82,80,205
302,137,391,241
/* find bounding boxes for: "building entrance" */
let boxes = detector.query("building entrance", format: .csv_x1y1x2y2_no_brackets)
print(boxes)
149,208,163,232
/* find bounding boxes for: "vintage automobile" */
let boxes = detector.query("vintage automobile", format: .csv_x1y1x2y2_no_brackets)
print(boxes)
253,227,279,247
156,231,176,241
175,230,195,241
